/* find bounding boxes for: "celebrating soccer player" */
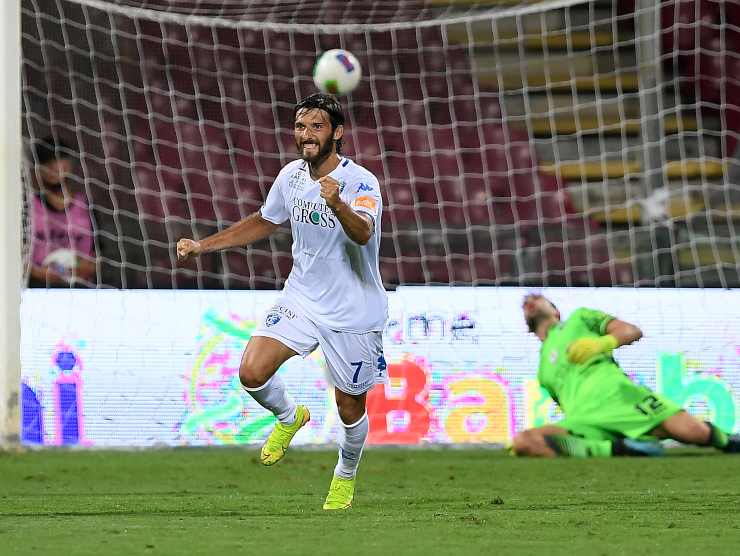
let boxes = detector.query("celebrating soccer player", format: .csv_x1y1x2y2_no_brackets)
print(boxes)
177,93,387,509
513,294,740,457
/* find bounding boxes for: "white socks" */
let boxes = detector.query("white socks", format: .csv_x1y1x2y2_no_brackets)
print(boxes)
242,374,297,425
334,413,369,479
244,376,368,478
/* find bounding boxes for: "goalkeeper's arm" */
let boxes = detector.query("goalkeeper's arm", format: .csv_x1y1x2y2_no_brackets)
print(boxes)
176,212,279,262
567,319,643,364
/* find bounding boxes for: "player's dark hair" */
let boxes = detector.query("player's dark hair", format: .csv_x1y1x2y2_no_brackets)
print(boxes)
32,136,75,165
293,93,345,154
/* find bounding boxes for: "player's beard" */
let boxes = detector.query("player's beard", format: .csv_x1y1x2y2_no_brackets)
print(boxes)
525,310,547,334
298,136,334,166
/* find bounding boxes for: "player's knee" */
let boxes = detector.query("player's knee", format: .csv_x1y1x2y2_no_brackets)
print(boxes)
239,359,269,389
335,392,366,425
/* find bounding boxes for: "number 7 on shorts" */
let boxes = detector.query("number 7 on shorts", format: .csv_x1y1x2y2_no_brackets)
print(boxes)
350,361,363,384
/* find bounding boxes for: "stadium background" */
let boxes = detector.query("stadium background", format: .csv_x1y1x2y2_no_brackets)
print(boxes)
18,0,740,448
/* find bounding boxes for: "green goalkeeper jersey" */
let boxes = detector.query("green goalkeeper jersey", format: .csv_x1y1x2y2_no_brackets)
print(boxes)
537,307,619,414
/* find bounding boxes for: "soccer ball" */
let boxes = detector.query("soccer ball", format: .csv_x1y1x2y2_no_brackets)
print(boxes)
43,248,77,282
313,49,362,95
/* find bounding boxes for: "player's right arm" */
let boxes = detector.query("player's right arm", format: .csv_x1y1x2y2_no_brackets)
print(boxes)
178,168,293,262
566,308,643,363
604,318,642,347
177,212,279,261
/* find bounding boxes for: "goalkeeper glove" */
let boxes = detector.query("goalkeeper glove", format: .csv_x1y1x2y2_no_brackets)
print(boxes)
567,335,619,364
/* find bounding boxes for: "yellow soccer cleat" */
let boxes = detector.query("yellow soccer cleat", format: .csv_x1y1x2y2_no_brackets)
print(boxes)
322,476,355,510
260,405,310,466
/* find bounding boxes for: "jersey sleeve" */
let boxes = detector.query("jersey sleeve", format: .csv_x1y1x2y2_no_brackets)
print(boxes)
259,175,290,224
348,176,381,224
575,307,615,335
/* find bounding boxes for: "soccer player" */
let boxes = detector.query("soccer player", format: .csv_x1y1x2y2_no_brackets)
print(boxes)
177,93,387,509
513,294,740,457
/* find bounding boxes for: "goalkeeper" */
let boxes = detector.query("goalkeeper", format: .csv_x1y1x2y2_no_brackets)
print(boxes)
513,294,740,457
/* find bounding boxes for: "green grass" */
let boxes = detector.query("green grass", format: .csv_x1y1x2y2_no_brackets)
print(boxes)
1,448,739,555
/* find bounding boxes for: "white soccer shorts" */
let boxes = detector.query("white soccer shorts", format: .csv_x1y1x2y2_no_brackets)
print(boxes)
252,296,387,395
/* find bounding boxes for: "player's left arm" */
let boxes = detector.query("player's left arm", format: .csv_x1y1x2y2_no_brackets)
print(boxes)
318,176,374,245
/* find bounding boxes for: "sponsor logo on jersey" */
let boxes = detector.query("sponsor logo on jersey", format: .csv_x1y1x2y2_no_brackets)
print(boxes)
356,183,373,193
352,195,377,211
291,197,337,228
339,180,347,193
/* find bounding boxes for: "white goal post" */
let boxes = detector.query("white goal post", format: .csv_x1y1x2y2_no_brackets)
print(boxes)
1,0,22,448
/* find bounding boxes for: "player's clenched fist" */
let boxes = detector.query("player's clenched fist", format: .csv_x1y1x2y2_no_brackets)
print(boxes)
318,176,341,209
177,238,202,262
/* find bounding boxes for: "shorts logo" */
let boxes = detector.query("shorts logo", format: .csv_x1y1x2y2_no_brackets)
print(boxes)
356,183,373,193
352,196,377,211
265,312,282,327
377,354,387,377
268,304,297,321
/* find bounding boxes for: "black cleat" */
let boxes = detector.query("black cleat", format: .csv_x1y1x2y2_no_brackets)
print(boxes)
722,434,740,454
706,422,739,453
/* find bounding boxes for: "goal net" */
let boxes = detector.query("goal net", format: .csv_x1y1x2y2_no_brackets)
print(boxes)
21,0,740,290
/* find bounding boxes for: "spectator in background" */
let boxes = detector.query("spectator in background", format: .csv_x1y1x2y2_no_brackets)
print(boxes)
28,137,96,287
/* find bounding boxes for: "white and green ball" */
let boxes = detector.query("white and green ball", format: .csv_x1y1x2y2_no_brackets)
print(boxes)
313,49,362,95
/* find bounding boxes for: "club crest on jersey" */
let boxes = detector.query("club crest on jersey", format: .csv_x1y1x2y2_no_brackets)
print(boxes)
356,183,373,193
265,312,281,327
549,350,558,363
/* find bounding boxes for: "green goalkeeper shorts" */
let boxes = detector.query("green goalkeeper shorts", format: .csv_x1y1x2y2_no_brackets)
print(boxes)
558,379,682,441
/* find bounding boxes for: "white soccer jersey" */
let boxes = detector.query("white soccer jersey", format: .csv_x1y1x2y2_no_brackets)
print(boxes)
259,157,388,333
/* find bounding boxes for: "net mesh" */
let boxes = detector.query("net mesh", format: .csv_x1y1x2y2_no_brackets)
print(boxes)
21,0,740,289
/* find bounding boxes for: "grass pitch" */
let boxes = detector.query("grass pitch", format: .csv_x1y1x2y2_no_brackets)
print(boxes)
1,448,739,555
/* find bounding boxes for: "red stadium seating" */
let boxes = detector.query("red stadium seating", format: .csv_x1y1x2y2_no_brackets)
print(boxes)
127,22,595,287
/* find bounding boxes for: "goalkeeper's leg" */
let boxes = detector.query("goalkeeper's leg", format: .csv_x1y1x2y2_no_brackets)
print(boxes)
512,423,664,458
511,425,613,458
651,411,740,453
